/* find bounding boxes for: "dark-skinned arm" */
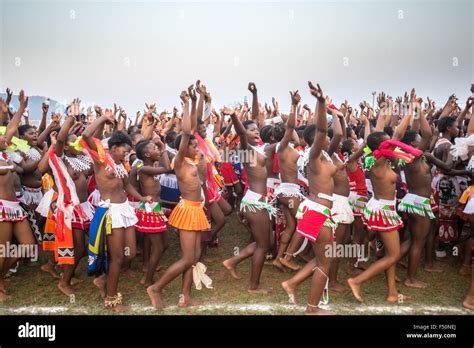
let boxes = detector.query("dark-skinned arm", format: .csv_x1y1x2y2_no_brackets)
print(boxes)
279,91,299,152
229,107,248,150
308,81,327,159
327,111,343,156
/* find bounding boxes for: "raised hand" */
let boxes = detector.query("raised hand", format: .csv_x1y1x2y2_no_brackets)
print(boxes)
308,81,324,101
466,96,474,110
303,104,311,112
5,88,13,105
471,84,474,94
103,108,116,124
272,97,279,110
403,92,409,104
94,105,103,117
18,90,28,110
0,98,7,114
248,82,257,95
290,90,301,105
49,131,58,146
187,85,197,101
68,98,81,117
196,80,206,95
41,101,49,114
377,92,387,108
265,103,272,115
180,90,190,104
51,112,62,127
145,103,157,113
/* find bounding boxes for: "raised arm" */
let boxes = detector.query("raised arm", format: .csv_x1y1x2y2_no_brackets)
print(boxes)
38,100,49,134
0,98,8,127
5,90,28,143
203,92,212,127
176,91,191,162
466,97,474,135
248,82,262,128
418,106,433,152
393,90,416,141
327,110,343,156
37,112,61,147
308,81,327,159
55,99,79,157
82,110,115,151
375,92,388,132
228,106,248,150
196,80,206,121
459,96,474,133
188,85,197,132
213,111,222,139
279,90,300,151
439,94,457,119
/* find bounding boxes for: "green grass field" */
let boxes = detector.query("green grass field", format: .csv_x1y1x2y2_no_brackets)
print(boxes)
0,214,472,315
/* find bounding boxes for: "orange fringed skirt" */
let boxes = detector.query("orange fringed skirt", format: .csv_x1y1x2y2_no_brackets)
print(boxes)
168,199,210,231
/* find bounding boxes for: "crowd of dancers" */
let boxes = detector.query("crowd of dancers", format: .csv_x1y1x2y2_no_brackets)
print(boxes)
0,81,473,314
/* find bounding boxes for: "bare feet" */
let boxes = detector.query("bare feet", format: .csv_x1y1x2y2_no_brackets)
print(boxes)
272,258,289,272
424,264,443,273
346,263,362,276
463,295,474,311
178,298,202,308
305,306,333,315
142,265,165,273
404,278,428,289
93,275,107,299
279,257,302,271
458,264,471,277
347,278,363,302
0,281,7,294
71,277,83,286
329,281,349,293
281,281,297,304
121,268,136,278
395,274,402,283
222,259,241,280
146,286,164,309
387,293,411,304
398,259,408,269
248,286,272,295
0,290,11,302
140,276,153,288
41,262,60,279
57,282,75,297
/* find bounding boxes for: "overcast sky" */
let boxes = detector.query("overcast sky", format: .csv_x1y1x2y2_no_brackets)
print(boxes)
0,0,473,114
